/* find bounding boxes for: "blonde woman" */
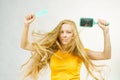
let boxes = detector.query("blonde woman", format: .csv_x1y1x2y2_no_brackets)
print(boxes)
20,14,111,80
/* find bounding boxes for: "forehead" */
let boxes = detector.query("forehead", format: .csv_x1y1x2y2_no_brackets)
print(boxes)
60,24,73,31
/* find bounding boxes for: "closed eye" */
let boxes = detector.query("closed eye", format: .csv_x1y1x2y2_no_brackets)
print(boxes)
67,31,72,33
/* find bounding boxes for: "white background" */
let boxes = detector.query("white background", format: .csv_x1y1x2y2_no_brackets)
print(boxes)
0,0,120,80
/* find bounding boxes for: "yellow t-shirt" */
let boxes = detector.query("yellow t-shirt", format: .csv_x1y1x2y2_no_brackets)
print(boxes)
50,50,83,80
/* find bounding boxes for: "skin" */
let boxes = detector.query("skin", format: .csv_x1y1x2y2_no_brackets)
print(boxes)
59,24,74,47
21,14,111,60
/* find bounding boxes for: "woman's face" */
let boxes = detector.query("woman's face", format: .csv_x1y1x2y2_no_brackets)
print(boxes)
59,24,74,46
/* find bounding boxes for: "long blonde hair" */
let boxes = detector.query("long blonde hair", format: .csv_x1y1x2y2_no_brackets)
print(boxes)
21,19,104,80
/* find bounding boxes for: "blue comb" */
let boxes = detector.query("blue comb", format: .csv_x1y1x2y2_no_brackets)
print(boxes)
35,9,48,17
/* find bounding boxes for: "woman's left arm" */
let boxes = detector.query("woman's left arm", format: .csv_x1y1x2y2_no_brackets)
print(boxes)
87,19,111,60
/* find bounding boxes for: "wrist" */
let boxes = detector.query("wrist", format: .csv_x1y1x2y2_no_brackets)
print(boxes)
24,23,30,27
103,27,109,33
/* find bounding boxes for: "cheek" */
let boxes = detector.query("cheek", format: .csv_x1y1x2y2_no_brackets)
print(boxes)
69,33,74,38
68,34,74,42
59,33,62,38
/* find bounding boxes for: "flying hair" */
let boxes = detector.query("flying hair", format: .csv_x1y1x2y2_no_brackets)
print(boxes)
21,19,106,80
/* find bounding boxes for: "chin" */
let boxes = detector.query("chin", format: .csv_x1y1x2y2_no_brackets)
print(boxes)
62,42,68,45
62,43,68,46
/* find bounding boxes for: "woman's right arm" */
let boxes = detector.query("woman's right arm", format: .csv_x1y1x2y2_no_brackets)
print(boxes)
20,14,35,51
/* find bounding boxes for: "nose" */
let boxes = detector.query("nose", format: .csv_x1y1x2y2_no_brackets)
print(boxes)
62,32,67,38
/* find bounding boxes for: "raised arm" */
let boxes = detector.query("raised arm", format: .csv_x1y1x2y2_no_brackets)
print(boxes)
86,19,111,60
20,14,35,51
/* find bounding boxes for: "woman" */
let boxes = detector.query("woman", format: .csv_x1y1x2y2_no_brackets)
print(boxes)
20,14,111,80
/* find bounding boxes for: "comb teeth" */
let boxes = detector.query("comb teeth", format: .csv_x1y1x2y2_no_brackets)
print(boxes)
80,18,93,27
35,9,48,17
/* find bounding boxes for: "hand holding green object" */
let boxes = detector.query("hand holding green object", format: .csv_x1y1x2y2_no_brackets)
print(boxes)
80,18,109,27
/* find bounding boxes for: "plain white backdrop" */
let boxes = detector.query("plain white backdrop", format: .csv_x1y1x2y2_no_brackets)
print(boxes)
0,0,120,80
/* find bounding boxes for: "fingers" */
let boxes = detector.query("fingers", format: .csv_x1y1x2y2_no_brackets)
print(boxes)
98,19,109,32
98,19,109,26
25,14,35,24
26,14,35,20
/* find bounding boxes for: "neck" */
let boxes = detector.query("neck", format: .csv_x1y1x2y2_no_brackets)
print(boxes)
60,44,67,53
